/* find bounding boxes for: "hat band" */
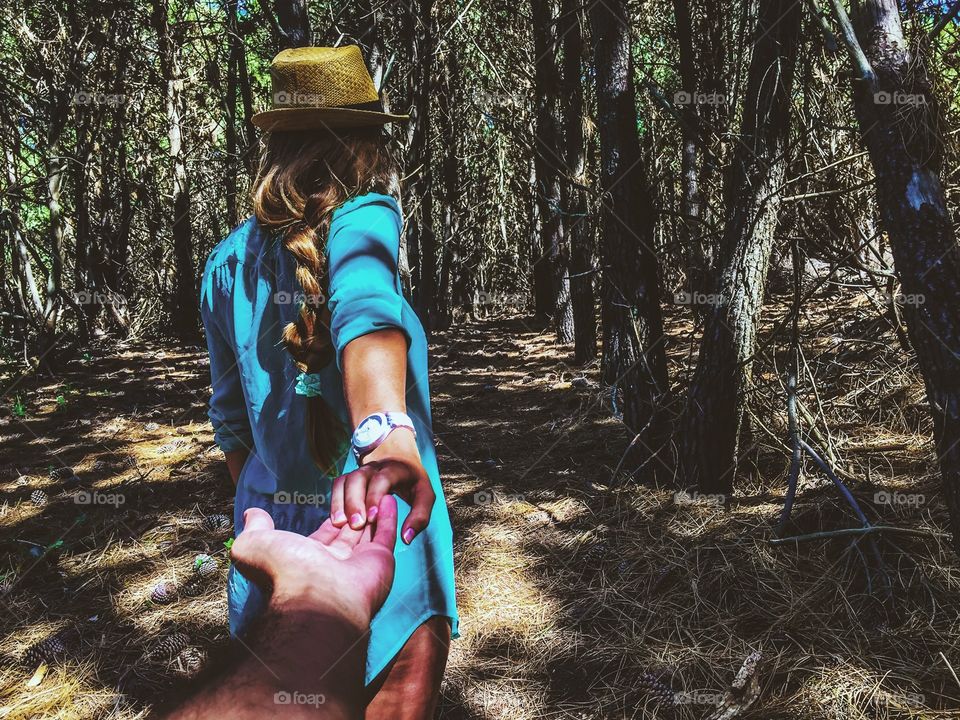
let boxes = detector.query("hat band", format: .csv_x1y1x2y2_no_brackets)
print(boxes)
338,99,385,113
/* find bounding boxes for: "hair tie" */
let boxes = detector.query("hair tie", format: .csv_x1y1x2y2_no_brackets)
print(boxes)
294,372,324,397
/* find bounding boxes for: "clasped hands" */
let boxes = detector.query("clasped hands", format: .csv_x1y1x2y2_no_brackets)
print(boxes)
329,428,435,545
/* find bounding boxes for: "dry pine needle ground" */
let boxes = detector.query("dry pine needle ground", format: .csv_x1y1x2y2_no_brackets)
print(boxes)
2,297,960,719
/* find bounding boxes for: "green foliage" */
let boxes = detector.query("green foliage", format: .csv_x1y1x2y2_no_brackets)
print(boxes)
53,382,78,409
12,395,26,418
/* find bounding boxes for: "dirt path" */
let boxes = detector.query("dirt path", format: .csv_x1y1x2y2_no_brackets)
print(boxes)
1,314,958,719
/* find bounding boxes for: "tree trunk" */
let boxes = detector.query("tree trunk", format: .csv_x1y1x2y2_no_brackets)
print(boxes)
3,127,42,323
590,0,670,478
271,0,311,49
37,139,69,360
345,0,389,92
845,0,960,550
436,49,461,329
680,0,802,493
225,0,242,229
672,0,710,309
404,0,436,330
698,0,731,268
152,0,199,338
560,0,596,362
106,71,133,335
236,25,257,174
73,110,94,310
532,0,574,342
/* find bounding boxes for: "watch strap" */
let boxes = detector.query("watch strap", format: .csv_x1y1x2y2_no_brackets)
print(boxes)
352,411,416,463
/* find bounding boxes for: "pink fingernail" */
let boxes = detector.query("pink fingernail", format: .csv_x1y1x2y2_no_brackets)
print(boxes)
350,512,364,528
367,505,379,521
402,528,416,544
333,511,347,525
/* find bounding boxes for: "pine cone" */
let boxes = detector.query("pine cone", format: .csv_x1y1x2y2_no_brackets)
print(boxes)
170,647,207,679
30,489,48,506
731,650,763,691
583,541,609,564
0,574,15,596
194,554,218,578
50,467,74,481
638,671,676,705
22,630,72,667
181,577,206,597
203,514,231,533
147,632,191,661
150,581,178,605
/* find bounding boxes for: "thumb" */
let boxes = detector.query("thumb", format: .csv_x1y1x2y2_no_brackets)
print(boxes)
230,508,277,585
241,507,275,533
400,483,435,545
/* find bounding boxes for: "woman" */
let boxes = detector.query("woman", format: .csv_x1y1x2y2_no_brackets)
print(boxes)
199,46,458,718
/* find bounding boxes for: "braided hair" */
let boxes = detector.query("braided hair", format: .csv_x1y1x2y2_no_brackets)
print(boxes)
251,127,400,471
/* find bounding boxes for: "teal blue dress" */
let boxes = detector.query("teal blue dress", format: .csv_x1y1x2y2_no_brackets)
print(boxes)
200,192,459,685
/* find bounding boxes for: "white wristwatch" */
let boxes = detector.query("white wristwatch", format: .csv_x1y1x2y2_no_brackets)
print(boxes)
351,411,416,463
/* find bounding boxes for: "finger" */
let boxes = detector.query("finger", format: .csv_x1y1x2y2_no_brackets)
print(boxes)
330,473,347,526
308,516,340,545
364,468,397,523
344,466,373,529
372,494,398,550
327,522,365,556
401,482,435,545
241,507,275,534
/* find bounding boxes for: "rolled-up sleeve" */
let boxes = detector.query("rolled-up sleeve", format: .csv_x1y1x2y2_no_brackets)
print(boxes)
326,195,412,370
201,266,254,453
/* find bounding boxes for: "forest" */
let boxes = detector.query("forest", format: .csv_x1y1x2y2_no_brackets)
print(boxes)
2,0,960,717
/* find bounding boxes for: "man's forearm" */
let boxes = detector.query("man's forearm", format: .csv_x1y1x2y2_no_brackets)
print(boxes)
165,591,368,720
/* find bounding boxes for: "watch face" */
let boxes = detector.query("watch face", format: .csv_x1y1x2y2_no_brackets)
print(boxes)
354,414,387,448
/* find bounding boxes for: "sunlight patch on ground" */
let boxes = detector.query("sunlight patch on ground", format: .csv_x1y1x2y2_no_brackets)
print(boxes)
458,524,557,639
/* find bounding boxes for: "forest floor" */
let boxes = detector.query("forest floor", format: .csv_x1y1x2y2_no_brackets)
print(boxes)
1,301,960,719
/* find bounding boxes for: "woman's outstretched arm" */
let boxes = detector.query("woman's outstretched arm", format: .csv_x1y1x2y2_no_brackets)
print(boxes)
324,197,436,543
335,328,435,544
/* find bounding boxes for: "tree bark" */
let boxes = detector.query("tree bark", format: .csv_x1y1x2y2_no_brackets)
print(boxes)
590,0,670,478
271,0,311,50
560,0,596,362
38,138,69,360
404,0,436,330
845,0,960,551
3,126,42,323
672,0,710,308
152,0,199,338
532,0,574,342
681,0,802,493
344,0,389,92
225,0,242,229
436,49,461,328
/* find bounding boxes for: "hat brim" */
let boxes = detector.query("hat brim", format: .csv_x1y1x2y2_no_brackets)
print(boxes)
251,107,409,132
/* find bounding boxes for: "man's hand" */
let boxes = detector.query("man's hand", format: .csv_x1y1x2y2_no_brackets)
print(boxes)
329,428,435,545
231,494,399,626
165,496,399,720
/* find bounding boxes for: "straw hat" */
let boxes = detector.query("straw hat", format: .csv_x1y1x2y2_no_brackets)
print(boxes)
251,46,408,132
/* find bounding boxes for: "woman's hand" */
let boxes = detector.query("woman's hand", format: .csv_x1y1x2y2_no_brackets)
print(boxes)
330,427,436,545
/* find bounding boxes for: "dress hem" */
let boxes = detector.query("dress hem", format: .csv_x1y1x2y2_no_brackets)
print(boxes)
365,609,461,686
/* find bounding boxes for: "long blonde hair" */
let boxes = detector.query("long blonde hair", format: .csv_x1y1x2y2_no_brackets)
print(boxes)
251,127,400,471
